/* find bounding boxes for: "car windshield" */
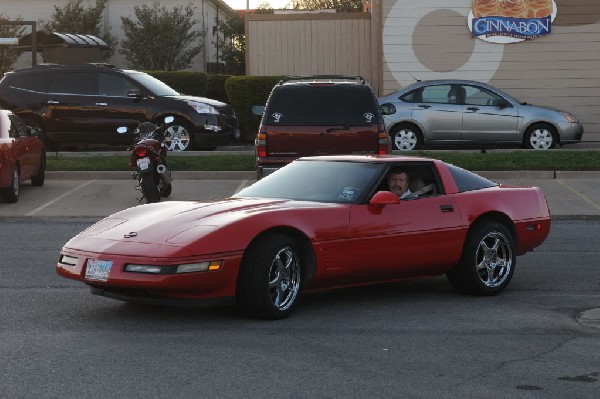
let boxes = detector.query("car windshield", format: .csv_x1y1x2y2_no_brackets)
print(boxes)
127,71,180,96
235,160,386,204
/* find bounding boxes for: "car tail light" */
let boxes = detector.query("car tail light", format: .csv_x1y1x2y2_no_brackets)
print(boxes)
256,132,267,158
378,131,389,154
134,147,148,157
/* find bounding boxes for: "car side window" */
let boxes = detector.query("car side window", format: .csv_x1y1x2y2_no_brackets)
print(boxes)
52,72,94,95
99,73,139,97
8,115,28,138
463,85,505,107
420,85,453,104
374,162,442,199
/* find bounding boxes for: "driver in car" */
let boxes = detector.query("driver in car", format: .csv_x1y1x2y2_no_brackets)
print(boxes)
387,167,412,199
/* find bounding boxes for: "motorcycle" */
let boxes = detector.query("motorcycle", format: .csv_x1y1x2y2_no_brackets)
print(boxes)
117,116,174,203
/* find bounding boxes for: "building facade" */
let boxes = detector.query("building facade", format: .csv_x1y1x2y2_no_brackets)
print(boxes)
246,0,600,142
1,0,237,72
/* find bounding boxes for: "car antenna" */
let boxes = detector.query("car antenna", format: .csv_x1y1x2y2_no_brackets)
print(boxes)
407,72,421,82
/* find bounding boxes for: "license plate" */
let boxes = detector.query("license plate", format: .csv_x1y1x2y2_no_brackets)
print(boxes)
137,157,150,171
85,259,112,281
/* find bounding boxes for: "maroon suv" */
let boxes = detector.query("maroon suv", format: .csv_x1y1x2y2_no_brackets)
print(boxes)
252,76,390,178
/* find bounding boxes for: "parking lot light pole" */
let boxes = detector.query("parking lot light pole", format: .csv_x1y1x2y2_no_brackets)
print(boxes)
0,20,37,67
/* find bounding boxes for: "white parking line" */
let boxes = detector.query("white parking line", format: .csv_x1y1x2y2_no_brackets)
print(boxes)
26,180,97,216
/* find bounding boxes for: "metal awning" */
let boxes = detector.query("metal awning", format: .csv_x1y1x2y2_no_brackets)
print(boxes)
18,31,109,49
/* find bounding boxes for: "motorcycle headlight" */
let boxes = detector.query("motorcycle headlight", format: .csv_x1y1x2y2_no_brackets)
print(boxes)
186,101,219,115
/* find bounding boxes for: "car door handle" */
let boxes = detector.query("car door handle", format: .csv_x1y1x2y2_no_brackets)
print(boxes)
418,104,431,109
440,205,454,213
95,102,108,106
467,107,480,112
47,100,60,104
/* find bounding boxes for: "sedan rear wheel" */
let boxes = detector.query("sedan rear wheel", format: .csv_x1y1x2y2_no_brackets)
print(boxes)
1,165,19,203
237,233,302,319
525,124,557,150
164,121,193,151
447,221,516,295
391,124,421,151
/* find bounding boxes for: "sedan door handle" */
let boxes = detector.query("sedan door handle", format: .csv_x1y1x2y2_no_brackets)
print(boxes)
440,205,454,213
467,106,480,112
95,102,108,106
418,104,431,109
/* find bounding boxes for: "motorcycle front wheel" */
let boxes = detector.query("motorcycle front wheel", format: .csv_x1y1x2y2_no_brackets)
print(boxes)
140,174,160,203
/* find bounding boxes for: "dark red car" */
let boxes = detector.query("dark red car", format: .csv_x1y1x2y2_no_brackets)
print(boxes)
57,155,551,319
0,109,46,203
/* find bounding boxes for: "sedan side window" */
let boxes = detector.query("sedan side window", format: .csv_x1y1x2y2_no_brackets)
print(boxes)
8,115,28,138
463,85,505,107
420,85,453,104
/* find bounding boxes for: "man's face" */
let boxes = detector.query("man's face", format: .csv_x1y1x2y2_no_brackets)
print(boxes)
388,172,409,196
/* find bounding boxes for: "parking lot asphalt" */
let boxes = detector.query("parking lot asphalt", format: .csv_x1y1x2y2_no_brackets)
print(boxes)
1,169,599,219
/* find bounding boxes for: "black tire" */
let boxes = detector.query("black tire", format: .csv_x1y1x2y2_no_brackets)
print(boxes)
160,183,172,197
523,123,557,150
1,164,19,203
140,173,160,203
390,123,422,151
447,221,516,296
237,233,302,320
31,152,46,187
163,120,194,151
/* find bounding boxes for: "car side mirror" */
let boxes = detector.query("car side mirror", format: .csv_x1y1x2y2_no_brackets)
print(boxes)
252,105,265,116
369,191,400,208
496,99,510,109
29,127,41,137
380,103,396,116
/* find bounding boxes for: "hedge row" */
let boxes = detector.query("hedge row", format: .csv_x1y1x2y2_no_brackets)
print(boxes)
146,71,284,140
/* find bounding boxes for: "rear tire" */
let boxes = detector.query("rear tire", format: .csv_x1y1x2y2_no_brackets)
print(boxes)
1,165,19,203
140,173,160,203
390,123,422,151
31,152,46,187
447,221,516,296
237,233,302,319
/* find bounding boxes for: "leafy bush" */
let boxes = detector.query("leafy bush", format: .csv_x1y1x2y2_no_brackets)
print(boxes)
147,70,208,96
225,75,284,140
206,74,233,103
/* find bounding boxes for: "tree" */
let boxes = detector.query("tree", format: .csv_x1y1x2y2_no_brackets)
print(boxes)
120,2,204,71
289,0,364,12
0,14,25,74
213,14,245,74
41,0,116,57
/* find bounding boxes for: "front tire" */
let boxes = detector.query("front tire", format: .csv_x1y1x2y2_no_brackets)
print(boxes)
31,152,46,187
237,233,302,319
447,221,516,296
1,165,19,203
163,120,193,151
140,173,160,203
524,124,557,150
390,123,422,151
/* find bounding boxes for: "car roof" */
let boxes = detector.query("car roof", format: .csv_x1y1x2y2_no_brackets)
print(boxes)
278,75,366,86
395,79,495,92
298,154,436,164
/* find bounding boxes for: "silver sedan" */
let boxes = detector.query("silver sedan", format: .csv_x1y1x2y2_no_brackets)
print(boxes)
378,80,583,150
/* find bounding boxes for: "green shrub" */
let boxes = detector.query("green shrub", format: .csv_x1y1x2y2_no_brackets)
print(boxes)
146,70,208,96
205,74,233,103
225,75,284,140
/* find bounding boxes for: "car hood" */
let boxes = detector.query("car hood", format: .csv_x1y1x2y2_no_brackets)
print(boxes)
164,94,227,108
64,198,348,257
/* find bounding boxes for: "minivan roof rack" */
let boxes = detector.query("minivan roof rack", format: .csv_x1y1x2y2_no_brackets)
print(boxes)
87,63,118,68
280,75,365,85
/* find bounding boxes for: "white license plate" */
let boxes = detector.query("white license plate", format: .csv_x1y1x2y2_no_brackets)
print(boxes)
137,157,150,171
85,259,112,281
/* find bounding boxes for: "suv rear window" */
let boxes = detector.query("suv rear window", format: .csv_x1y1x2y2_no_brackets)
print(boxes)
2,70,53,92
264,84,378,126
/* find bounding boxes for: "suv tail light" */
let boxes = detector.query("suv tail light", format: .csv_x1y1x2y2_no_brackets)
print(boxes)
378,131,389,154
256,132,267,158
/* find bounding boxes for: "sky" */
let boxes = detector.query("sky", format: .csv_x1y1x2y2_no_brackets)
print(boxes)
224,0,292,10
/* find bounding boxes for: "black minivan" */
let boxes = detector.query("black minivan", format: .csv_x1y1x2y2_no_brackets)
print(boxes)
0,64,239,150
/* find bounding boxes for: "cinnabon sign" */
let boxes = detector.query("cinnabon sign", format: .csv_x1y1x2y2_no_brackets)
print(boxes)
468,0,557,43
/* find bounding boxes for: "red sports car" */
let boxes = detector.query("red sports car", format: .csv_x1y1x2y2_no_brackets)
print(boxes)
0,109,46,203
57,155,551,319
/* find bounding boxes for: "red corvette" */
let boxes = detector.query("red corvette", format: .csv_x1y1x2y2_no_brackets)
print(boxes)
57,155,551,319
0,109,46,203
